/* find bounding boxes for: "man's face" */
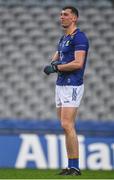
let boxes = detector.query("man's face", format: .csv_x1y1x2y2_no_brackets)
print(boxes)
59,9,77,28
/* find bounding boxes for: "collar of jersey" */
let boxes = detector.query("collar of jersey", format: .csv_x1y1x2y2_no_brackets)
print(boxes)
64,28,79,38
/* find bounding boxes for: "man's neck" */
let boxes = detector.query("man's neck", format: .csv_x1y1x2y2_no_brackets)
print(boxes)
64,25,77,36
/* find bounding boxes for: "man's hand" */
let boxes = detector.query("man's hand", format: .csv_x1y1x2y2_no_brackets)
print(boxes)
44,64,58,75
44,60,61,75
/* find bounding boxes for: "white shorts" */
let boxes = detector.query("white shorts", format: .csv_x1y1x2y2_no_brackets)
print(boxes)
55,85,84,108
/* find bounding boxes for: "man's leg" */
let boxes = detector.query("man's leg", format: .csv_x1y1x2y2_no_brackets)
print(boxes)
60,107,79,159
57,106,81,175
60,107,81,175
56,85,83,175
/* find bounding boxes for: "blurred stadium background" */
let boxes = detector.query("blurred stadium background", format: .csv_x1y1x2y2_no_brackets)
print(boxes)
0,0,114,170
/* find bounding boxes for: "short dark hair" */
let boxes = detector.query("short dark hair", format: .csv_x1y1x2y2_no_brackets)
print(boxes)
62,6,79,17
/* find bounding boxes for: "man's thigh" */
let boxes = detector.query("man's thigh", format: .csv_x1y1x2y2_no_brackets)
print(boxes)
57,107,61,120
61,107,78,124
57,107,78,124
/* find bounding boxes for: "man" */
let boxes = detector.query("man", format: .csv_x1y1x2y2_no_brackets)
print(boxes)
44,6,89,175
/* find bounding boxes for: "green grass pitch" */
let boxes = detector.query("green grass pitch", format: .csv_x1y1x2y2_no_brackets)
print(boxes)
0,169,114,179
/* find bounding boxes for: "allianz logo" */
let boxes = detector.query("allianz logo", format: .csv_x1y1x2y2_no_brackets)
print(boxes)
15,134,114,170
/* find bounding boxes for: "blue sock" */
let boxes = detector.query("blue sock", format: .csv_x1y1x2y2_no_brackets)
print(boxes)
68,158,79,169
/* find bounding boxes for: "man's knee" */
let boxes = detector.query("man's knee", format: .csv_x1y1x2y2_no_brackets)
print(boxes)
61,120,73,132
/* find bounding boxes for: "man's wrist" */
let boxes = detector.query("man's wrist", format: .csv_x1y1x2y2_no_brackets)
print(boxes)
56,64,61,71
52,64,58,72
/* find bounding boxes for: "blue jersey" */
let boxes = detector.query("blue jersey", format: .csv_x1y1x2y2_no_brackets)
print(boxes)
56,28,89,86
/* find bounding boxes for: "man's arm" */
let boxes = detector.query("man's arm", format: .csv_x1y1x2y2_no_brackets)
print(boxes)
44,50,86,75
51,51,59,61
57,51,86,72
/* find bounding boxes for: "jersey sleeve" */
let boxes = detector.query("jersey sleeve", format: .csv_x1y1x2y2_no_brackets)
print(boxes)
74,32,89,51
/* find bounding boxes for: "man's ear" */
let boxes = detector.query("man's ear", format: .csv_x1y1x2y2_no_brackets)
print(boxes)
73,15,78,23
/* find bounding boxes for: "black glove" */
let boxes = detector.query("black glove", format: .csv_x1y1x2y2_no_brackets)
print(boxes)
51,60,62,66
44,60,61,75
44,64,58,75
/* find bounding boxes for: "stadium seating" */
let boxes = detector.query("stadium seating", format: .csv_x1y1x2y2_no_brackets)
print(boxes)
0,0,113,120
